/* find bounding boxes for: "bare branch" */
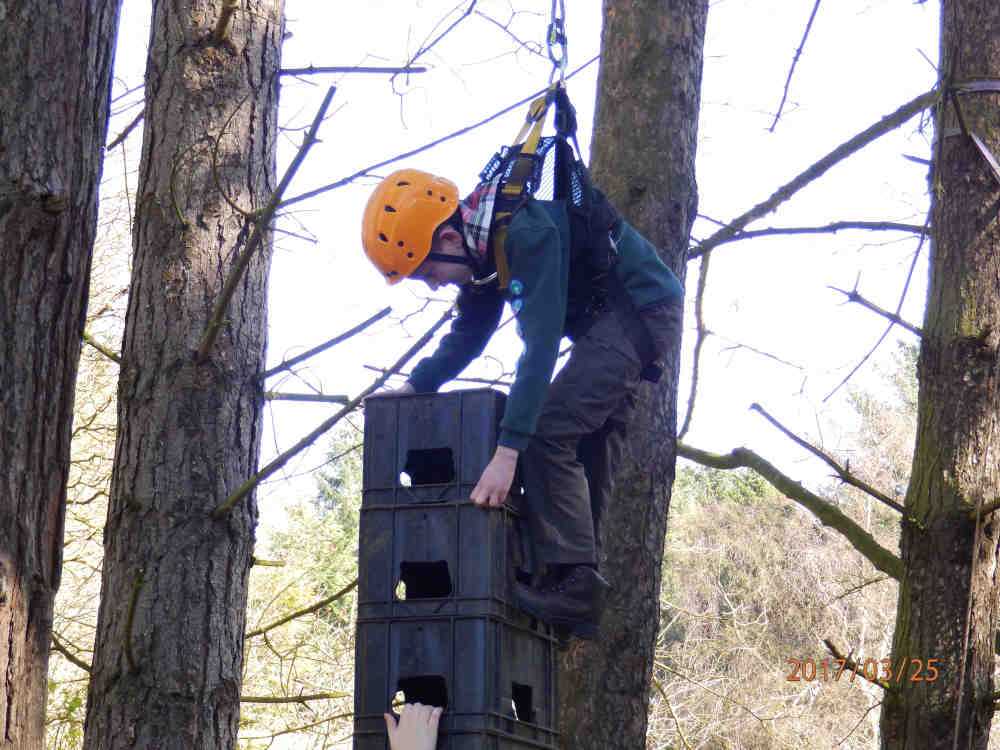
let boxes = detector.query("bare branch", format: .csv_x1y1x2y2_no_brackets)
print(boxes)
50,632,92,673
264,392,349,405
828,285,924,337
651,677,694,750
824,216,929,401
281,65,427,76
678,253,710,440
106,107,144,151
197,86,336,362
251,557,285,567
677,442,905,581
83,332,121,364
697,220,930,250
770,0,822,131
240,692,350,704
259,306,391,380
278,55,600,210
247,579,358,638
749,402,906,514
822,638,892,691
213,303,454,518
689,87,941,260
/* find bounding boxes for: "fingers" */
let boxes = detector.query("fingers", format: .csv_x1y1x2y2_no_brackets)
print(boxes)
384,712,398,734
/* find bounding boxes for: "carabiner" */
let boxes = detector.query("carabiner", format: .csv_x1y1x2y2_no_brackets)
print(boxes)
547,0,567,84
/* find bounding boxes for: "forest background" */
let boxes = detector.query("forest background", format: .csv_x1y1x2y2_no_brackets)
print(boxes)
41,0,964,748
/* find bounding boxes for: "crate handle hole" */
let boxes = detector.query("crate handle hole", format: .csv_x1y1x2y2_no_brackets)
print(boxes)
403,447,456,486
398,561,452,599
511,682,534,723
395,675,448,710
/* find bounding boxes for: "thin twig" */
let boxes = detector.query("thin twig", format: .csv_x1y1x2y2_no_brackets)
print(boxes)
281,65,427,76
690,87,941,259
197,86,337,363
828,285,924,337
247,579,358,638
213,303,454,518
651,677,694,750
770,0,822,131
749,402,906,514
278,55,600,210
677,442,905,580
259,306,391,380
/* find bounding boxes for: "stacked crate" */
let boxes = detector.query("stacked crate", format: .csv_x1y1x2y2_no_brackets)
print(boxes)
354,389,558,750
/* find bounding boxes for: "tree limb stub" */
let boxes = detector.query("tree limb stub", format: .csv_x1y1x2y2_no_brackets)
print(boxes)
239,692,350,704
689,87,941,260
677,442,905,581
213,0,239,42
197,85,336,363
213,304,454,519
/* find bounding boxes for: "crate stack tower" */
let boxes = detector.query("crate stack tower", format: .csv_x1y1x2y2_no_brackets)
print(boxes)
354,389,559,750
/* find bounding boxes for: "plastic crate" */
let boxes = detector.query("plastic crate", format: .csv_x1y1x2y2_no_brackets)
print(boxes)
362,389,508,503
358,500,533,620
353,615,558,750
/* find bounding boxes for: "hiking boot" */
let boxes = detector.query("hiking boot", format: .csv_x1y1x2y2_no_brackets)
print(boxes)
514,565,611,640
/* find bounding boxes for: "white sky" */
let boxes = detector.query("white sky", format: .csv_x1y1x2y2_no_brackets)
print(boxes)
104,0,939,521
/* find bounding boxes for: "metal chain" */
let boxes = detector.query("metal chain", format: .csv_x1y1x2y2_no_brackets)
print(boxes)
547,0,567,84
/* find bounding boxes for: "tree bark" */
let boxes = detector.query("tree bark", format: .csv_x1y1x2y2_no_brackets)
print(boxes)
881,1,1000,748
0,2,121,748
82,2,284,748
558,2,706,748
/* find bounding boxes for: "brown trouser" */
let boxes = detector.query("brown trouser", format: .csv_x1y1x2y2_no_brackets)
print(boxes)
520,302,677,569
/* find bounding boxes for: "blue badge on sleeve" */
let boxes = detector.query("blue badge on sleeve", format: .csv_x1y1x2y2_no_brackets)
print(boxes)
510,279,524,296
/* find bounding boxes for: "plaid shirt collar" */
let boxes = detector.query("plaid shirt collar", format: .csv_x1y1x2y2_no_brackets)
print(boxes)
458,181,497,263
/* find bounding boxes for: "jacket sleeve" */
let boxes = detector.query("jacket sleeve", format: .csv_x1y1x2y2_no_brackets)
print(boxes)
407,286,504,393
497,203,568,451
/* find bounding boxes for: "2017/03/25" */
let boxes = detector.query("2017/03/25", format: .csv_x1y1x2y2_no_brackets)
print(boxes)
786,657,939,683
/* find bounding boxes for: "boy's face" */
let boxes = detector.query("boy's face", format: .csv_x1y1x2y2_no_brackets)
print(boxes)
409,225,472,291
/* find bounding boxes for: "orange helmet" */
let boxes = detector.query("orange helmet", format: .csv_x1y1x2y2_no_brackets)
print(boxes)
361,169,460,284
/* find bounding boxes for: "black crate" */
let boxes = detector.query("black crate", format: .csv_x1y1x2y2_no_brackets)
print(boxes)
353,615,558,750
358,500,533,620
362,389,508,502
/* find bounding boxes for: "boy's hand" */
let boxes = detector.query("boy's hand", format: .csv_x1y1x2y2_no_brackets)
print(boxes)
470,446,518,508
384,702,442,750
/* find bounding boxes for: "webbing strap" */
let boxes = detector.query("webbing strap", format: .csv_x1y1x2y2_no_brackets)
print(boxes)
501,87,555,197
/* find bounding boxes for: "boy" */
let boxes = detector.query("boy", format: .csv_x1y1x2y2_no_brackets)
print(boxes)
362,169,682,639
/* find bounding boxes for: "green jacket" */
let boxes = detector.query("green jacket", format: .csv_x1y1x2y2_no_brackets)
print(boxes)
407,198,682,451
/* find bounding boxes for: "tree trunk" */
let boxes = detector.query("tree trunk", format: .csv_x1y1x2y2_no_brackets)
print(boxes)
82,3,284,748
881,1,1000,748
558,2,706,748
0,2,121,748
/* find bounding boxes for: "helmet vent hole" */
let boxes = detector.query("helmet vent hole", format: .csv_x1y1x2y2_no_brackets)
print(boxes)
384,205,396,213
378,233,388,242
397,181,410,186
407,252,414,258
440,196,446,201
426,189,433,196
